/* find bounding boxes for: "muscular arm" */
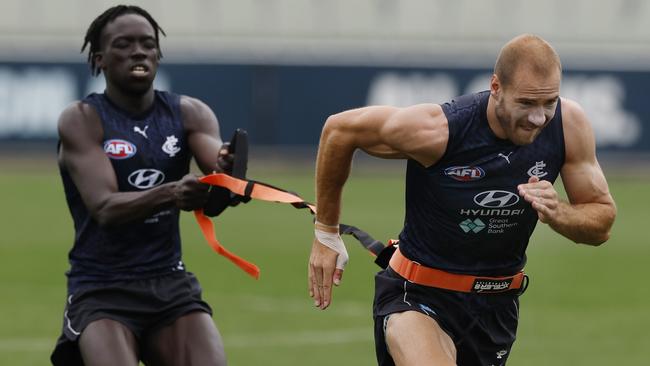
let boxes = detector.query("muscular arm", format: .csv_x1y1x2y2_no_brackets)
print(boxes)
58,101,215,228
180,96,228,175
310,104,448,309
519,98,616,245
555,99,616,244
315,104,449,225
59,103,178,226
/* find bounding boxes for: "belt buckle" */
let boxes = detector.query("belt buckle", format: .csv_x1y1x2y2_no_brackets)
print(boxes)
406,260,421,283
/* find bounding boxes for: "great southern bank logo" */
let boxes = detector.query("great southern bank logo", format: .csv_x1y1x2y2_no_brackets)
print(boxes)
104,139,136,159
444,166,485,181
459,218,486,233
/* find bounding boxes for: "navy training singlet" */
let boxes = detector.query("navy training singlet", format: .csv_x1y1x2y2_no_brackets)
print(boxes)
398,91,565,276
59,90,192,292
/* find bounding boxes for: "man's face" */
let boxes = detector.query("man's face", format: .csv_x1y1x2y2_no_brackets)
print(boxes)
492,67,561,146
96,13,159,96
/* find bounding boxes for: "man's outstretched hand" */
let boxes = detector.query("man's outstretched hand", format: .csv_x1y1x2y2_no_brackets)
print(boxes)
308,224,348,310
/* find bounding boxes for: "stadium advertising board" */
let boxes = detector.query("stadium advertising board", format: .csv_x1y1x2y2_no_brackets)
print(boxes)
0,62,645,152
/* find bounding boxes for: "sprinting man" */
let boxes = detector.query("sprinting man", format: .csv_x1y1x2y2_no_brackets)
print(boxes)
52,5,232,366
308,34,616,365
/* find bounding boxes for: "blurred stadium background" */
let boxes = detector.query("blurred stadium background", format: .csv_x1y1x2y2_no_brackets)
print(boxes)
1,0,648,365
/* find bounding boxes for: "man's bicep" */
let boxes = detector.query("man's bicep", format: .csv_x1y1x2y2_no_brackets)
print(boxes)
320,106,403,159
59,108,117,213
381,104,448,166
337,103,446,164
560,99,613,206
181,96,224,174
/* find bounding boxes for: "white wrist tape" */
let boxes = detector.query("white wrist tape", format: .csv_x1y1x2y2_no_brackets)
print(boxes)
314,228,349,270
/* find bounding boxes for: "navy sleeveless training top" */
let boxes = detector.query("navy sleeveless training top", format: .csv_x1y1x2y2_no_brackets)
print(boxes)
59,90,191,292
398,91,565,276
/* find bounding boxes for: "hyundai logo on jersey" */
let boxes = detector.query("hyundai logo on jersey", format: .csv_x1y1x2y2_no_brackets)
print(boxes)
128,169,165,189
444,166,486,181
473,190,520,208
104,139,137,159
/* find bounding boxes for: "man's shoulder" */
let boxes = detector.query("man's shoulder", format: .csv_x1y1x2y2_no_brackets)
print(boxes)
559,97,586,120
57,100,102,141
177,94,219,133
177,94,211,114
441,91,488,120
59,100,99,125
559,97,591,137
559,97,596,164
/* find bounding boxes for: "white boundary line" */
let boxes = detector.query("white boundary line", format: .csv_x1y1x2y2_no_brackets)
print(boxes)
226,327,372,348
232,295,369,317
0,328,372,352
0,338,53,352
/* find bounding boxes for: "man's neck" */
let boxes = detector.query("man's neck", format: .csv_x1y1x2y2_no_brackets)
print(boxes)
105,87,155,116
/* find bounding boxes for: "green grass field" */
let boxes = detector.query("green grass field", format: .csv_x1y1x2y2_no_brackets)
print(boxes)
1,155,648,365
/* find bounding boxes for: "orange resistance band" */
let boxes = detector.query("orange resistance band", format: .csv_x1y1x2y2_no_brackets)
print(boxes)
193,209,260,279
194,173,318,279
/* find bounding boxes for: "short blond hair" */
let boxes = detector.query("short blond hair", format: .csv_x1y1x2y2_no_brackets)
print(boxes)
494,34,562,88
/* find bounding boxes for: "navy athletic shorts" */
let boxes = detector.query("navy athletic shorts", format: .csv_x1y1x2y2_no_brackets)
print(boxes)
50,271,212,366
373,267,523,366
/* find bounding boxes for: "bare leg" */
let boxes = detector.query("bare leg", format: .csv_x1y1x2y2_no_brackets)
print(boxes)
79,319,139,366
143,311,226,366
385,311,457,366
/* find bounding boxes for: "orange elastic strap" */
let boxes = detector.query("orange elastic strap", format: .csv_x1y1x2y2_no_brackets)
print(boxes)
200,173,316,212
194,209,260,279
194,173,318,279
389,248,524,293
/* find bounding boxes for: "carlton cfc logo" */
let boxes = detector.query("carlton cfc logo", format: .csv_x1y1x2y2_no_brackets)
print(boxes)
444,166,486,181
104,139,137,159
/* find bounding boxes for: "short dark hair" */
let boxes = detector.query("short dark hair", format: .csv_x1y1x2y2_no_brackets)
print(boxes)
81,5,166,76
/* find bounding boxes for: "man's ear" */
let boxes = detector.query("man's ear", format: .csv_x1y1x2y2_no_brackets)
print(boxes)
94,52,104,70
490,74,501,99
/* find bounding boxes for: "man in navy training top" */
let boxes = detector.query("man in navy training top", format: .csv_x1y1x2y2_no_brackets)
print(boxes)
52,5,232,366
308,34,616,366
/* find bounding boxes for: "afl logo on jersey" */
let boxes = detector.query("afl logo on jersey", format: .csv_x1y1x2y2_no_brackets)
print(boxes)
104,139,137,159
444,166,485,181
